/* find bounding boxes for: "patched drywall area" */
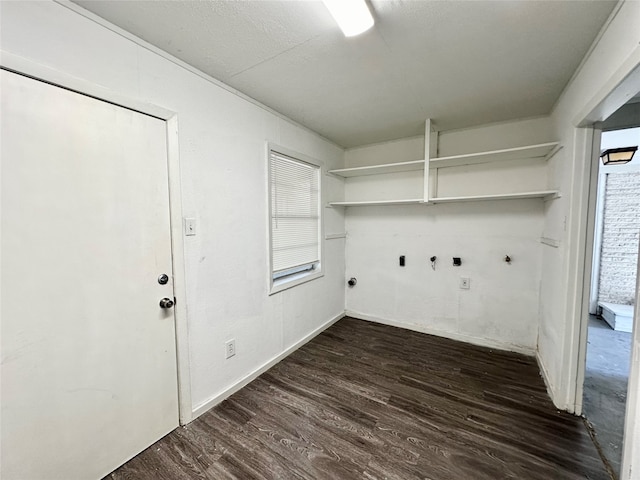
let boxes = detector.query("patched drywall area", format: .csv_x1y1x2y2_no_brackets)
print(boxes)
0,1,345,415
598,171,640,305
344,118,552,353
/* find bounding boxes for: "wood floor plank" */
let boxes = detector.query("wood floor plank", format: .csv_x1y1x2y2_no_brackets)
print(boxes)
106,317,610,480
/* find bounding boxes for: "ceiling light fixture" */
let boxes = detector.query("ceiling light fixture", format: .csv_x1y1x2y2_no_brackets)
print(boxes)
600,146,638,165
322,0,374,37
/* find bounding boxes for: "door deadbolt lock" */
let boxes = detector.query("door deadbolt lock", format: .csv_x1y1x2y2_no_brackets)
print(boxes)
159,297,174,309
158,274,169,285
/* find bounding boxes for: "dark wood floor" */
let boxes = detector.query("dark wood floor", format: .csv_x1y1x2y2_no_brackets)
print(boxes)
107,317,610,480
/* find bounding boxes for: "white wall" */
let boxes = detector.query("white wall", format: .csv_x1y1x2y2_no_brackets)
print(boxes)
537,0,640,414
344,117,552,354
0,1,345,416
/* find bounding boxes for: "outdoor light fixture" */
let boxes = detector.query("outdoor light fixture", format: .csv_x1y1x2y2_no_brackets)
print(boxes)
322,0,374,37
600,146,637,165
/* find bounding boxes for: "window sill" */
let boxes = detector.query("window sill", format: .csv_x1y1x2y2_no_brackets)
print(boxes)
269,269,324,295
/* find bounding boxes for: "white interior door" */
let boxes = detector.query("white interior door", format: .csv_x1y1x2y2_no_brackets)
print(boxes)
1,69,179,479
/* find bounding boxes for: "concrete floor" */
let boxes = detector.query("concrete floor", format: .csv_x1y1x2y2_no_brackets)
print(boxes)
583,314,632,479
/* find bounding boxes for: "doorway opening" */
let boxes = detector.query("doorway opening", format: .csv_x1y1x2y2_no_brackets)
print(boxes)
584,119,640,478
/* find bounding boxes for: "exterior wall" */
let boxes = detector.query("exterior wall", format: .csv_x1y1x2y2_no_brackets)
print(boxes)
598,172,640,305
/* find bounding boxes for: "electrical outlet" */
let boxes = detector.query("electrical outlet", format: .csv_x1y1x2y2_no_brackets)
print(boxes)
225,339,236,359
460,277,470,290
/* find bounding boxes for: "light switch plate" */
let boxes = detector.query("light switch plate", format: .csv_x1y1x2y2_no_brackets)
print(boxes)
184,217,196,236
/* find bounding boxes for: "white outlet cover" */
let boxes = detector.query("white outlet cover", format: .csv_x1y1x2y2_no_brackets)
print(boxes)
184,217,196,236
225,339,236,359
460,277,470,289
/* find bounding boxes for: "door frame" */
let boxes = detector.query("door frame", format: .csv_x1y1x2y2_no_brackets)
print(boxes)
567,55,640,479
1,52,193,425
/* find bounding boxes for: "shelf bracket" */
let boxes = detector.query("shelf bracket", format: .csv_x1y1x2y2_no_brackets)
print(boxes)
544,144,563,162
544,191,562,201
424,118,436,202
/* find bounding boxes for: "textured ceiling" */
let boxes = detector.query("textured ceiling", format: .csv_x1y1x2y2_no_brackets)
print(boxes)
72,0,617,148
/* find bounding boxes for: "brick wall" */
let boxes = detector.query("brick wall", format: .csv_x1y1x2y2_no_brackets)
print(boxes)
598,172,640,305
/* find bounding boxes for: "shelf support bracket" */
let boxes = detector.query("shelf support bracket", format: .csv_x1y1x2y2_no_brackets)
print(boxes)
424,118,436,203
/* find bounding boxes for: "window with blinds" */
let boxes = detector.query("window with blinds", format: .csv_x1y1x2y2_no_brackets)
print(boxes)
269,147,322,292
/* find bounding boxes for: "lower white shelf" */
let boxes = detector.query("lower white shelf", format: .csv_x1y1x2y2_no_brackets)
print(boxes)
328,199,424,207
429,190,560,204
328,191,560,207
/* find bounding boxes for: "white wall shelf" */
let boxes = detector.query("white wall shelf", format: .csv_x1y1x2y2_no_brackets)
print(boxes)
430,142,560,169
329,199,424,207
429,190,560,204
328,160,424,178
327,119,561,208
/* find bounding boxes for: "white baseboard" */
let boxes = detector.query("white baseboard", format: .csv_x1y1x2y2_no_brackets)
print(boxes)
191,311,345,420
346,310,536,356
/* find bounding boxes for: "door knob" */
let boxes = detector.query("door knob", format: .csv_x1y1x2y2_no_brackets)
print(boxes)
159,298,174,309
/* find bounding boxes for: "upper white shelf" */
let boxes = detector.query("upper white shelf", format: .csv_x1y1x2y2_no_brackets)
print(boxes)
430,142,560,169
329,191,560,207
328,160,424,178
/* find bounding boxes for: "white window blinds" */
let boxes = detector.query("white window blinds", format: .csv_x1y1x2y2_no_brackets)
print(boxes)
270,151,320,275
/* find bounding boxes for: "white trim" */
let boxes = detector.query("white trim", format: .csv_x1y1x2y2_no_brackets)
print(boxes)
621,261,640,480
191,312,345,419
0,52,175,120
346,311,536,356
271,269,324,294
165,116,193,425
573,128,602,417
556,127,597,414
54,0,343,151
574,47,640,128
0,53,193,425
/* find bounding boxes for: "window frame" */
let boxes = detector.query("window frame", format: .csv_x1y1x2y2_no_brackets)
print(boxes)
267,143,324,295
